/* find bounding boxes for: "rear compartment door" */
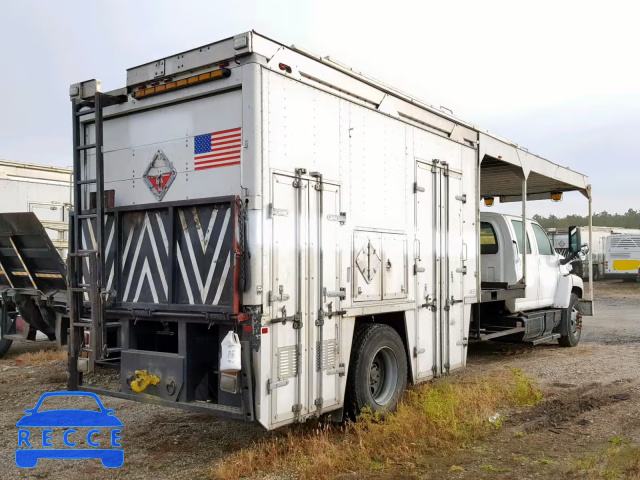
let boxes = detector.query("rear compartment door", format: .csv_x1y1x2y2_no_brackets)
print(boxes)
308,179,342,414
269,173,309,425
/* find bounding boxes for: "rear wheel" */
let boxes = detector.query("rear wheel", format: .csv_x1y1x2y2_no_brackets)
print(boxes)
558,293,581,347
345,323,408,419
0,338,12,358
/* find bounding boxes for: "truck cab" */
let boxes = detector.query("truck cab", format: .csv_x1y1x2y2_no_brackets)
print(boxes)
476,212,584,347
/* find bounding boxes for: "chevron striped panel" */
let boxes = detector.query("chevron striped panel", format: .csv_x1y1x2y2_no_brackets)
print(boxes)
175,204,235,306
119,210,170,304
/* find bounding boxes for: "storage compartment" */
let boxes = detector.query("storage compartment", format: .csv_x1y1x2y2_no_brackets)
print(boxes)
353,230,407,302
382,233,408,299
353,231,382,301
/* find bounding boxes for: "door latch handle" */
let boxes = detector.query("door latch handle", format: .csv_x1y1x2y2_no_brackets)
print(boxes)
422,297,437,311
269,285,290,304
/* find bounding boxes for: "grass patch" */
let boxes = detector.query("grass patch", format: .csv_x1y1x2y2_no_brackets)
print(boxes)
482,464,510,473
15,348,67,366
572,438,640,479
213,367,541,480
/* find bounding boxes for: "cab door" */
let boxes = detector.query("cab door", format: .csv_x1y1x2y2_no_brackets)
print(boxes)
510,219,539,310
532,223,560,307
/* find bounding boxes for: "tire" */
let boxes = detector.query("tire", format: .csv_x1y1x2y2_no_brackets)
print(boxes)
0,338,12,358
345,323,408,419
558,293,581,347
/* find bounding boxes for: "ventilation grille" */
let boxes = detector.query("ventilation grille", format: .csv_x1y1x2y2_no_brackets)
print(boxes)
277,345,299,380
317,339,336,371
610,236,640,249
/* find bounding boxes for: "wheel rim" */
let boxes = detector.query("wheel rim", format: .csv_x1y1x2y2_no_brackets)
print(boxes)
369,347,398,406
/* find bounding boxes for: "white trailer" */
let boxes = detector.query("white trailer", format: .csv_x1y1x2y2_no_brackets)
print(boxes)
0,161,72,357
604,234,640,280
67,31,593,429
547,226,640,280
0,160,72,258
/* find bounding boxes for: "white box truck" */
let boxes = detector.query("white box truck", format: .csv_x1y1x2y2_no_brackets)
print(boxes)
67,31,593,429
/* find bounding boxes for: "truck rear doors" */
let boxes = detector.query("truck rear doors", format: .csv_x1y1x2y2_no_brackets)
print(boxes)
268,171,342,426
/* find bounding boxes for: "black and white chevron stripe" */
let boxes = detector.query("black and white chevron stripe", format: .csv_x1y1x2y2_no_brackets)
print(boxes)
79,200,236,308
120,211,170,304
175,204,234,306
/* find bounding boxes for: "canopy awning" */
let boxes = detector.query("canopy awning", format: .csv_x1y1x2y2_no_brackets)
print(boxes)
479,133,590,201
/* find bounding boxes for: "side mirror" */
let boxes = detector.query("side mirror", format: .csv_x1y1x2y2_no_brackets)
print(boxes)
568,226,580,254
578,244,589,261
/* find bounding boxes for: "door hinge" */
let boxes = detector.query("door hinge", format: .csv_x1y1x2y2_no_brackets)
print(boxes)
456,266,468,274
268,203,289,217
414,182,425,193
327,212,347,225
327,363,346,376
413,346,425,357
292,403,302,413
266,378,289,394
455,194,467,203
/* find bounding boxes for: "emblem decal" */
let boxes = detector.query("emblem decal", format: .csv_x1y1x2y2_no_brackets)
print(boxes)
143,150,177,201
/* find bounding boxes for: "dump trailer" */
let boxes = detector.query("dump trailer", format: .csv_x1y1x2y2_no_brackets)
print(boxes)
67,31,593,429
0,213,68,357
547,226,640,280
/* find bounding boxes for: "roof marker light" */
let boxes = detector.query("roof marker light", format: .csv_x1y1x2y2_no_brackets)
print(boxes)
484,197,495,207
133,68,231,99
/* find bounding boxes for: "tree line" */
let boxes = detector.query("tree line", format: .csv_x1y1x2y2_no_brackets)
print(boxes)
533,209,640,229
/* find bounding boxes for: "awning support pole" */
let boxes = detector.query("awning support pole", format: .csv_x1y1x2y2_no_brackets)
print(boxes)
588,191,595,311
522,178,527,283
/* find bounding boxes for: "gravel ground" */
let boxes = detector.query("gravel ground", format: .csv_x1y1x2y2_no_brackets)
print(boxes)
0,279,638,479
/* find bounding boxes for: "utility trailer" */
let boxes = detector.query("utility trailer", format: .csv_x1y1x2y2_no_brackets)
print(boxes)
0,213,68,357
67,31,593,429
547,226,640,280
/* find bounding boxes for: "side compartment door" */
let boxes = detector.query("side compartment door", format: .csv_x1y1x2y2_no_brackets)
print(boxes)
414,161,439,378
269,173,308,426
444,169,466,371
308,180,342,413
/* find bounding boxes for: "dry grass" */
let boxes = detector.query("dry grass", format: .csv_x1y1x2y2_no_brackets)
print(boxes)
571,437,640,479
213,367,541,480
14,348,67,366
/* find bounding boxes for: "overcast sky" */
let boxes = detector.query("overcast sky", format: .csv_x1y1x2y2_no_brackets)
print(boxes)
1,0,637,218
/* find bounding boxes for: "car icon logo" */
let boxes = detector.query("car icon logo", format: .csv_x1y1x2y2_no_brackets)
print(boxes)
15,391,123,468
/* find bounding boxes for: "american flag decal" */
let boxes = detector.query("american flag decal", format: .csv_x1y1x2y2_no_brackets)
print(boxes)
194,127,242,171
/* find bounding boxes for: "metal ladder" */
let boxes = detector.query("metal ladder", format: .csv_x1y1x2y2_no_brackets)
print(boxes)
68,92,126,388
